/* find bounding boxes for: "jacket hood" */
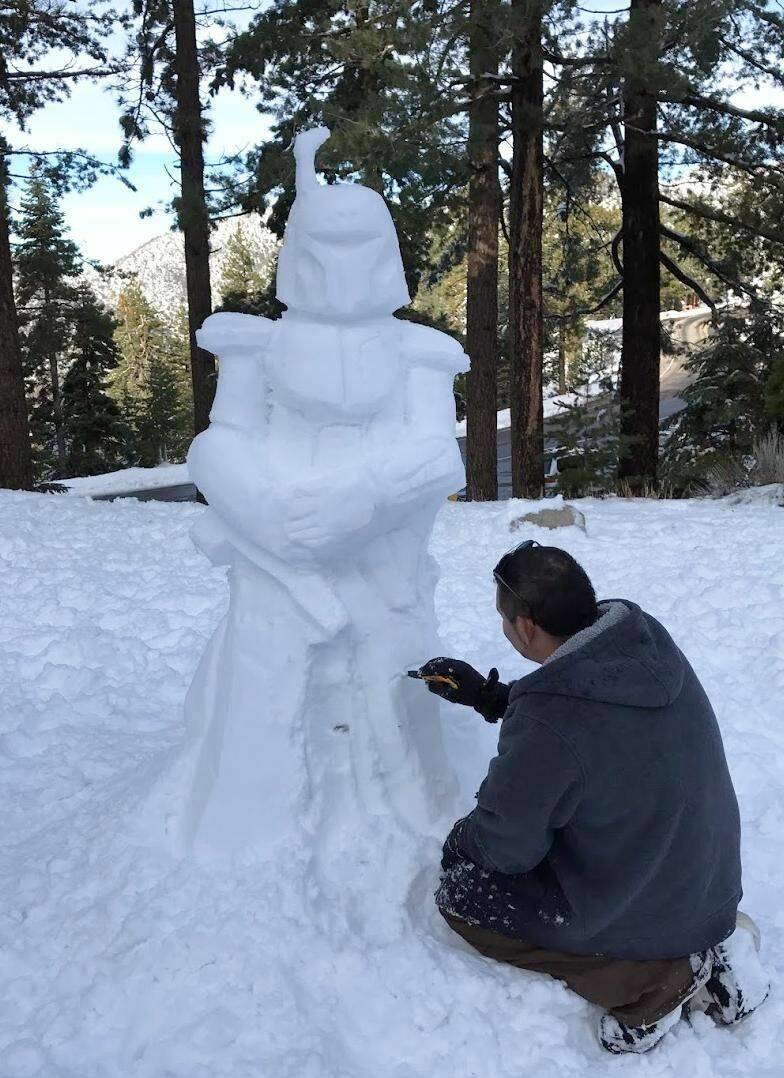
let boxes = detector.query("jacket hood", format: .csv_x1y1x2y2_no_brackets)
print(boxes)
509,600,686,709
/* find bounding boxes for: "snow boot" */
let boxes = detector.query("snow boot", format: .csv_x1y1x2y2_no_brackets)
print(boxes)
693,911,770,1025
599,951,713,1055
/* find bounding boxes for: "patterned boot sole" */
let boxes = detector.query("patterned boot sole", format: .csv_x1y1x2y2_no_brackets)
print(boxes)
600,951,713,1055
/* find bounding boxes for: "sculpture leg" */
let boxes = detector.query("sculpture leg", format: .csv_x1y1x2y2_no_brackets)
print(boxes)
327,526,456,837
182,558,321,859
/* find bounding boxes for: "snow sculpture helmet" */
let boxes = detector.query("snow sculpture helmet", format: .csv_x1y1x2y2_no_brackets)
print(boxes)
276,127,410,318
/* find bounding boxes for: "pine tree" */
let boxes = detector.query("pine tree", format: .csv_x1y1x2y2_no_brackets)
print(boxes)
59,286,129,478
217,226,272,314
112,282,192,466
1,0,122,488
0,147,32,488
217,1,468,299
15,164,82,474
508,0,548,499
138,349,190,464
662,302,784,489
464,0,501,501
555,0,784,488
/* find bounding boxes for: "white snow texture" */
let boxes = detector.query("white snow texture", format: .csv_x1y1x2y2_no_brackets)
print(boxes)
182,126,468,859
1,490,783,1077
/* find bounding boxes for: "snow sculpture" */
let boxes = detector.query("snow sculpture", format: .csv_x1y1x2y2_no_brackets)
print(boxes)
183,127,468,862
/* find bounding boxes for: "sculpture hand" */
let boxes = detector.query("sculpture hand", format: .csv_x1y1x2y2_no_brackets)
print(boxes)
284,473,376,552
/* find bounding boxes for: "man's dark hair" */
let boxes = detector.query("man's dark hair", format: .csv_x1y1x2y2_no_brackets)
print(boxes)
494,542,598,638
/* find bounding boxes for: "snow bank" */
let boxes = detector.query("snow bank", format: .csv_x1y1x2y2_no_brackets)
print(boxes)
1,490,782,1077
720,483,784,507
63,462,189,497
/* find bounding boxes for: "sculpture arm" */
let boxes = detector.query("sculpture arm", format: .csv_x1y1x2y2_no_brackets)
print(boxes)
372,362,466,509
188,311,297,558
196,312,275,433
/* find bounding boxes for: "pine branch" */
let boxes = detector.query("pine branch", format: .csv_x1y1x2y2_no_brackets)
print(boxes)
577,148,622,185
624,122,784,188
719,36,784,87
656,91,784,131
543,155,618,245
552,278,623,320
746,2,784,34
611,227,623,275
5,65,122,81
659,251,717,311
660,223,759,299
658,192,784,246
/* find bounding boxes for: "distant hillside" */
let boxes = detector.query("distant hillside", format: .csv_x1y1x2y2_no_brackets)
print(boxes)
83,214,278,321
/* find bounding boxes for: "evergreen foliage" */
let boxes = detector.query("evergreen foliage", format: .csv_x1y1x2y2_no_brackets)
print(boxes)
60,286,129,477
547,333,622,496
662,302,784,491
216,226,275,315
216,0,469,299
112,281,193,465
15,164,83,473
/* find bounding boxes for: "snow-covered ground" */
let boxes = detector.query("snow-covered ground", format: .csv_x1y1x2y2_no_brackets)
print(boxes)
1,490,782,1077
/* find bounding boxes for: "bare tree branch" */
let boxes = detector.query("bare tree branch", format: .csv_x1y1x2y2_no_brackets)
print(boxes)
5,65,122,81
611,227,623,275
659,191,784,246
625,122,784,187
551,278,623,320
657,91,784,130
659,250,717,311
660,223,759,298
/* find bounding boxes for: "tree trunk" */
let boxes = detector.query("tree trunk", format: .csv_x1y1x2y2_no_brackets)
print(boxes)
465,0,501,502
618,0,662,489
49,353,66,465
172,0,215,438
508,0,544,499
45,286,66,467
557,321,567,394
0,145,33,490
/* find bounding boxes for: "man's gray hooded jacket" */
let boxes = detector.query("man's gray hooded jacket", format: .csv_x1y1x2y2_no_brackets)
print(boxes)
435,600,742,960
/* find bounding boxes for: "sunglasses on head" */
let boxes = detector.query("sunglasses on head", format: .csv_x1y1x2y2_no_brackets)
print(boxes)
493,539,539,603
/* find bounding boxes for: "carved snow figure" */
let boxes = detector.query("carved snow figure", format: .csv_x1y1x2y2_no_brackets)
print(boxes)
183,128,468,867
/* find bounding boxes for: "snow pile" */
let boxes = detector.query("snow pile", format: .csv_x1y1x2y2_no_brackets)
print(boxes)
721,483,784,507
63,462,189,498
1,490,783,1077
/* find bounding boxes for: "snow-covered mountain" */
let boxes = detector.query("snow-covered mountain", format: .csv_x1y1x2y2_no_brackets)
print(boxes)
83,213,278,321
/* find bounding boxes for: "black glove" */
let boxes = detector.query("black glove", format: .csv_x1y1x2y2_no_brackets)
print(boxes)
412,657,510,723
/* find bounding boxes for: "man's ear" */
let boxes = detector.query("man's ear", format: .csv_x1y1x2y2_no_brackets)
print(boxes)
514,615,536,646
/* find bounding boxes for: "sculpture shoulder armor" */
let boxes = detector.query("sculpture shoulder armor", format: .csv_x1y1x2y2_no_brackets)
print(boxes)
398,319,469,375
197,311,275,356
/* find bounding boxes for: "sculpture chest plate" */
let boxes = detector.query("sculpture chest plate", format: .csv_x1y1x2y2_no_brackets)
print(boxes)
268,321,401,420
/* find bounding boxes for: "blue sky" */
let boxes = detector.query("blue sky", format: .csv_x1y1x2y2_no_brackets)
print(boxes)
3,67,269,265
2,4,270,264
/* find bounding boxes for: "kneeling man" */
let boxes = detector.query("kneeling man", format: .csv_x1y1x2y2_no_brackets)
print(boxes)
414,541,768,1054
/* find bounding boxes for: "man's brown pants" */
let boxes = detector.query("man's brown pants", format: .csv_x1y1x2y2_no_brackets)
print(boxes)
441,911,698,1026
